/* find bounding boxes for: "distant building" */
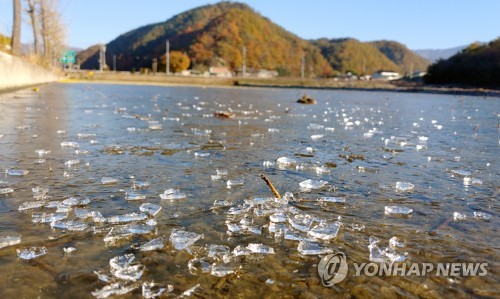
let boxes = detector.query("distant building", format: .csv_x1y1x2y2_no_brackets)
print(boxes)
411,71,427,78
255,69,278,78
372,71,401,81
209,66,232,77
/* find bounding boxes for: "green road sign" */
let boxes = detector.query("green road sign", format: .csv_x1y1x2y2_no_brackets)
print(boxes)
61,50,75,64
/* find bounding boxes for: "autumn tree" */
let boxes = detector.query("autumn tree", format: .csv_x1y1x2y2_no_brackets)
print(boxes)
161,51,190,73
26,0,39,55
11,0,21,55
39,0,66,64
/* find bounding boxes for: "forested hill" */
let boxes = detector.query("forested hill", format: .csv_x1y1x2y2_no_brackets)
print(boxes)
425,38,500,88
79,2,332,76
370,40,430,73
312,38,430,75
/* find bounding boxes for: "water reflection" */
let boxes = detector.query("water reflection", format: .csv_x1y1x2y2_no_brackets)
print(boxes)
0,83,498,298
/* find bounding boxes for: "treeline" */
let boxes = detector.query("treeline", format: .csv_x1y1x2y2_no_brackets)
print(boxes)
4,0,66,67
425,38,500,88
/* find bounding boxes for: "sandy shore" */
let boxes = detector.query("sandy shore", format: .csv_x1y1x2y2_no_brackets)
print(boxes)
62,71,500,97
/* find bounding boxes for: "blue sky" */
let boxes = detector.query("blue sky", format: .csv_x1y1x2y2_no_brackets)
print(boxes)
0,0,498,50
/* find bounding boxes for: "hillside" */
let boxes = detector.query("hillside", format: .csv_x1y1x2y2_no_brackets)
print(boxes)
425,39,500,88
76,44,100,68
313,38,400,75
79,2,332,77
370,40,430,73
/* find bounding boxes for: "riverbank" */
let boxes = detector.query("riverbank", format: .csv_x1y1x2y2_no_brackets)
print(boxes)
0,51,60,92
63,71,500,97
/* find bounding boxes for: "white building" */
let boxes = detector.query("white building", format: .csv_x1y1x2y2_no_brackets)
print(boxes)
372,71,401,81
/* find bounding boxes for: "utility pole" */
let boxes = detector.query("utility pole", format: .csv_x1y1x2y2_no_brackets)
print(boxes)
166,40,170,75
301,53,305,79
242,46,246,77
113,55,116,71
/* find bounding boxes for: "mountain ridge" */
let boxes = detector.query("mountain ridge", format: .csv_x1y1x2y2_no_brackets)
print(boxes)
77,1,429,77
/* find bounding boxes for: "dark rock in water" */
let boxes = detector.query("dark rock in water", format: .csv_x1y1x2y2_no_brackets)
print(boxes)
297,94,317,104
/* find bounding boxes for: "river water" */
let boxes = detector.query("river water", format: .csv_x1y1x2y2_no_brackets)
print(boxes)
0,83,498,298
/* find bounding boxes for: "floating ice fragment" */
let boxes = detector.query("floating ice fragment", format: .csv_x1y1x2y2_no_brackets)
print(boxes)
170,229,203,251
18,201,45,211
139,237,164,251
142,282,169,299
107,212,148,224
7,169,29,176
232,245,252,256
188,258,212,274
226,179,244,188
297,240,333,255
299,179,327,190
211,263,235,277
110,253,135,270
453,212,467,221
288,214,315,232
311,134,324,140
451,169,471,177
125,191,146,200
101,177,118,185
308,221,341,240
64,159,80,167
17,247,47,260
63,247,76,253
159,188,186,200
269,212,287,223
0,235,21,249
63,196,90,206
32,186,49,199
112,264,144,281
317,196,345,203
315,166,330,174
276,157,296,167
473,212,492,221
194,152,210,158
307,123,324,130
32,212,67,223
0,187,14,194
368,236,407,263
133,181,151,189
91,282,137,299
284,230,305,241
92,211,107,223
139,203,162,216
207,244,230,261
268,128,280,133
395,182,414,192
51,220,88,231
61,141,79,148
34,149,51,157
389,237,405,249
262,161,275,167
247,243,275,254
385,206,413,215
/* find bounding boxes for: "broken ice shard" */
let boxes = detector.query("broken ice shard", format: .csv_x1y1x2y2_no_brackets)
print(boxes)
169,229,203,251
247,243,275,254
297,240,333,255
395,182,414,192
17,246,47,260
385,206,413,215
159,188,186,200
308,221,341,240
299,179,327,190
139,203,162,216
107,212,148,224
0,235,21,249
138,237,164,251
